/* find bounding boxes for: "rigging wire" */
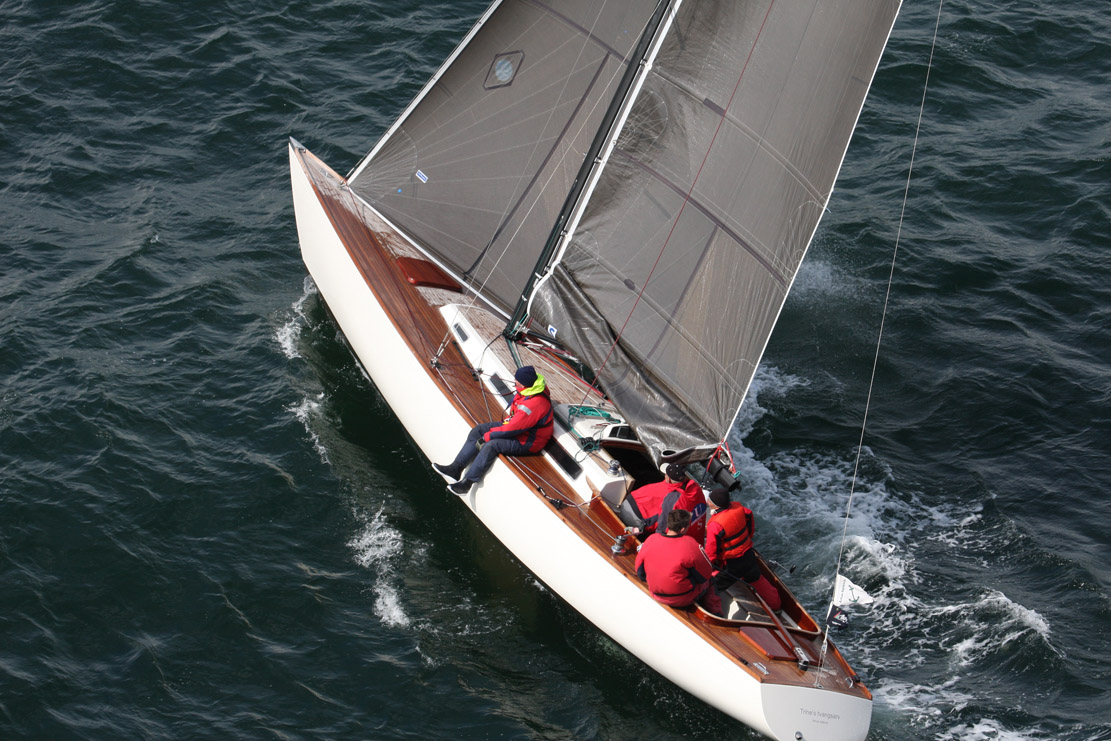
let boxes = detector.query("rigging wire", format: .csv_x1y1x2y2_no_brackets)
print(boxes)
816,0,945,683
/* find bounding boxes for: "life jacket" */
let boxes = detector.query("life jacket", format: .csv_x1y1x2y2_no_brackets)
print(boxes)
634,532,712,607
709,502,754,561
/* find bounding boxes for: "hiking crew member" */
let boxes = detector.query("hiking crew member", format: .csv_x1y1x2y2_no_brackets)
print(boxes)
704,486,781,610
435,365,553,495
635,509,722,615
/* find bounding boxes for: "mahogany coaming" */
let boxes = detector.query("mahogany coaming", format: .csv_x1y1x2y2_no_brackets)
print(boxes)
292,145,870,701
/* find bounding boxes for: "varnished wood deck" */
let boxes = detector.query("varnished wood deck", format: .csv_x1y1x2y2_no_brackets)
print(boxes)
292,143,870,702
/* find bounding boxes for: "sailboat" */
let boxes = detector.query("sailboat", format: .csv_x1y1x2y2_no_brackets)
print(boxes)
289,1,900,739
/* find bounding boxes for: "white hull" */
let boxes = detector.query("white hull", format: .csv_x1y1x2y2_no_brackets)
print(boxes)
289,141,870,741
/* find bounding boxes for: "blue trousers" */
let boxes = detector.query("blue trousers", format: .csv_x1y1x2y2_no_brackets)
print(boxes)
449,422,533,483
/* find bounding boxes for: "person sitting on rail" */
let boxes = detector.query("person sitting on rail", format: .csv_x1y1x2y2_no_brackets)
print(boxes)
704,485,782,611
434,365,553,495
620,463,707,543
635,508,722,616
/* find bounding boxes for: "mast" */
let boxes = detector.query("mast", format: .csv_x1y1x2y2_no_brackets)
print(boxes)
505,0,674,338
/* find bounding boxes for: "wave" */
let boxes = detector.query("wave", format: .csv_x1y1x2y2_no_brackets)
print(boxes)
275,276,317,360
728,366,1075,740
347,507,410,629
287,394,328,464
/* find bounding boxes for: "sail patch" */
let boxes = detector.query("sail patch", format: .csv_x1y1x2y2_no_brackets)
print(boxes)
484,51,524,89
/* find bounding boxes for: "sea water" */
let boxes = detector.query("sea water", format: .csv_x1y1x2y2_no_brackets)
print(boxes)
2,1,1108,739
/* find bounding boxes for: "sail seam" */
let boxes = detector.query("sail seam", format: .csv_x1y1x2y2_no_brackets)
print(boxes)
524,0,639,62
721,0,906,450
539,3,685,285
348,0,507,183
606,148,788,287
457,1,652,311
557,0,777,447
432,0,657,358
509,0,675,333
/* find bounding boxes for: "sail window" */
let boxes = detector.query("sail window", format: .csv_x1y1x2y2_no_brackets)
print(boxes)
484,51,524,90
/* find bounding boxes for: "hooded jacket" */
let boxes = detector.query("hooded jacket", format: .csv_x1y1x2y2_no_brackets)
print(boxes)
630,479,706,540
483,374,553,452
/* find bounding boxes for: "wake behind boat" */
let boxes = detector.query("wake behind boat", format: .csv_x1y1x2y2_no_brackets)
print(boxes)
289,1,900,739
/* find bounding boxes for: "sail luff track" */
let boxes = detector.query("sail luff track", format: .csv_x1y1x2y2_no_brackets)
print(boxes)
508,0,674,335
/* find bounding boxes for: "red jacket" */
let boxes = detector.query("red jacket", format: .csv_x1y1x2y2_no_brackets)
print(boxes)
630,479,706,540
705,502,754,565
635,532,713,607
484,388,553,452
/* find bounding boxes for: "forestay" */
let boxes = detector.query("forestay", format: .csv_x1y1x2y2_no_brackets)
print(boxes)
527,0,901,458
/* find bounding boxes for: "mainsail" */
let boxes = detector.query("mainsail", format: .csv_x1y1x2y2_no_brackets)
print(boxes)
527,0,901,458
347,0,660,316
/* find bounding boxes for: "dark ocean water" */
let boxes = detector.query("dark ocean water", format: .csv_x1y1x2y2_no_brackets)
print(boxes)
2,1,1108,739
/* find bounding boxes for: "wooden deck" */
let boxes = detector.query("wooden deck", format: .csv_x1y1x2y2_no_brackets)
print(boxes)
292,144,870,701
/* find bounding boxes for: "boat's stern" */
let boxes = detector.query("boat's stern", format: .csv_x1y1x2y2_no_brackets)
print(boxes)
760,683,872,741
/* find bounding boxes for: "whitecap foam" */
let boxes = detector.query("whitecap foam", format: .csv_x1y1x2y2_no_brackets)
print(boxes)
931,588,1054,667
725,364,805,492
751,436,1058,736
937,717,1052,741
275,276,318,359
792,257,841,299
710,295,1069,741
874,677,974,718
875,679,1054,741
348,507,410,628
275,321,300,359
372,587,409,629
732,364,807,439
287,393,328,463
790,255,872,307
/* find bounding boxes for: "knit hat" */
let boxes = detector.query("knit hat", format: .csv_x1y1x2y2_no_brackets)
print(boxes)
514,365,538,387
709,486,731,509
